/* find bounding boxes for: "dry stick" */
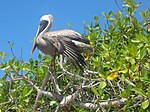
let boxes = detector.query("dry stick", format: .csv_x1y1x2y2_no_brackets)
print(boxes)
54,78,86,112
24,77,62,100
107,80,116,94
48,69,62,94
85,70,98,75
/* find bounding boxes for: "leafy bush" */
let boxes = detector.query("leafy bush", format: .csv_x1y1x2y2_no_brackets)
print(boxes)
0,0,150,111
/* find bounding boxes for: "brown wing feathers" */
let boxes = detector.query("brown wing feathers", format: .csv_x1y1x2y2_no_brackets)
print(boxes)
61,40,86,69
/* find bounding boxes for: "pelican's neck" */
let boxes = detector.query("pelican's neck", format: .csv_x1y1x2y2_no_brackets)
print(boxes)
36,22,52,37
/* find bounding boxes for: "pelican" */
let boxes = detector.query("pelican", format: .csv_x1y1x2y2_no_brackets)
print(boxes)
31,14,92,70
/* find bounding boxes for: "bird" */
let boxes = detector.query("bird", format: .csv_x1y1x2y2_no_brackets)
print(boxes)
31,14,92,70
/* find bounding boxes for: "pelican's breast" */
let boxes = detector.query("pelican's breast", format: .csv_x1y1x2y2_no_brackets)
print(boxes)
36,34,56,56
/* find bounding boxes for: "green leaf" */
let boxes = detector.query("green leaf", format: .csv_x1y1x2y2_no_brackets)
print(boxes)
91,87,99,96
38,54,43,61
8,41,14,48
139,47,146,59
132,17,138,26
142,99,149,109
101,43,108,50
140,78,150,84
25,88,33,97
140,10,147,19
148,86,150,97
120,89,127,98
0,52,7,60
67,22,72,27
131,38,141,43
1,65,10,70
94,16,100,22
136,33,149,45
99,81,107,89
98,69,106,79
29,58,34,69
128,43,138,57
24,98,29,103
50,101,57,106
92,57,100,66
102,12,110,20
22,87,28,97
116,11,122,19
132,88,147,97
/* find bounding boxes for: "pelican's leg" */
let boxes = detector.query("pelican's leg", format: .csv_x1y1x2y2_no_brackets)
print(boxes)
58,54,64,69
49,57,54,71
49,55,62,94
49,55,56,74
53,56,56,75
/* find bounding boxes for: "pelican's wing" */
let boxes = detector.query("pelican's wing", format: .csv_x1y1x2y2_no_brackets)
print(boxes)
42,30,86,69
48,29,90,44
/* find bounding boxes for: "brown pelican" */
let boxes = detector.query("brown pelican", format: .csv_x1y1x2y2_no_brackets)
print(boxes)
31,14,92,69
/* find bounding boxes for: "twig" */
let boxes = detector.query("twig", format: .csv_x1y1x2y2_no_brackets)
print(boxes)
114,0,123,12
107,80,116,94
85,70,98,75
82,81,100,88
58,55,102,81
62,68,102,81
48,69,62,94
125,79,135,87
57,72,65,79
61,82,72,92
116,81,123,94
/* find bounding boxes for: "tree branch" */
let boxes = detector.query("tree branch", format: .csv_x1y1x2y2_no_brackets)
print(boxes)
54,80,86,112
72,96,144,110
48,69,62,94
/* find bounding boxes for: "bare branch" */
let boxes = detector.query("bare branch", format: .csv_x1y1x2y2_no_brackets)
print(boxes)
107,80,116,94
48,69,62,94
62,67,102,81
55,79,86,112
125,79,135,87
85,70,98,75
72,96,144,110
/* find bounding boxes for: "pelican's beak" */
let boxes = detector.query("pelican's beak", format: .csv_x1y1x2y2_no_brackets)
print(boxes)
31,23,41,54
31,39,37,54
31,29,39,54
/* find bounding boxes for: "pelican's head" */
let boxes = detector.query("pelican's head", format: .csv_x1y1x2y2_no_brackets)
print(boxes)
36,14,53,37
31,14,54,54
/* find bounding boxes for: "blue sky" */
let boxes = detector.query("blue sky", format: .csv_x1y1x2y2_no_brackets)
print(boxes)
0,0,149,76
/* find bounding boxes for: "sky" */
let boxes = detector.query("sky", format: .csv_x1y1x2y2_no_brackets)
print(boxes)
0,0,149,77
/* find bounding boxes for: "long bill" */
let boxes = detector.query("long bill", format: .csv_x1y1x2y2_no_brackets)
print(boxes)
31,25,40,54
31,41,37,54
